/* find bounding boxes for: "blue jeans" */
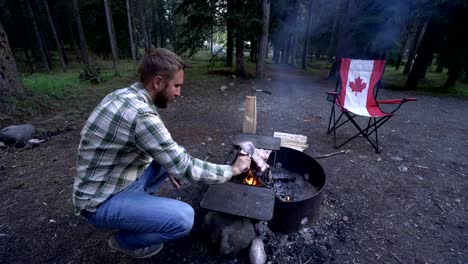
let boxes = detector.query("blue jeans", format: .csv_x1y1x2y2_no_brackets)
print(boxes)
82,162,194,250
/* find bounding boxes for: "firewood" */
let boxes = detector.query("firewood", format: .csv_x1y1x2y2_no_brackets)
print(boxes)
242,96,257,134
273,132,308,151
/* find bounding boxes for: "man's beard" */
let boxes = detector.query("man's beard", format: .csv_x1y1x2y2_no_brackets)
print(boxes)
154,85,170,108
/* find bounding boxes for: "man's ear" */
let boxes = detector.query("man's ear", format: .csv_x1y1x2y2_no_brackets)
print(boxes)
151,76,164,92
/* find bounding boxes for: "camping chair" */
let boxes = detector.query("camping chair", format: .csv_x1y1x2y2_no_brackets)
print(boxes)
326,58,417,153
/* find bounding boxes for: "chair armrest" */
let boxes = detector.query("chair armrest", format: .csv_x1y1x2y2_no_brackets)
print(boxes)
326,91,338,95
378,98,417,104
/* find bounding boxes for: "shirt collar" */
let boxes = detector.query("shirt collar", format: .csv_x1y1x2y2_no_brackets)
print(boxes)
131,82,153,105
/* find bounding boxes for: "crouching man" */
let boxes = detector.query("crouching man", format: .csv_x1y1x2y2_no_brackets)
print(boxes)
72,48,251,259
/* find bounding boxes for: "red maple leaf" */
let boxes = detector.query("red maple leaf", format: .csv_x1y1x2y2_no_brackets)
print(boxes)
349,76,367,95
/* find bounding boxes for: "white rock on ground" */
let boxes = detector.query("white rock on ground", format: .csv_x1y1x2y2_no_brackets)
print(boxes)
249,238,267,264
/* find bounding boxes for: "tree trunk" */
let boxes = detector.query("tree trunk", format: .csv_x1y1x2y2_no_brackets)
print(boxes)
153,0,161,48
272,40,280,64
210,0,214,55
234,0,245,76
68,22,81,62
130,0,141,59
403,22,425,75
104,0,119,75
158,1,166,48
43,0,67,72
25,0,50,72
328,0,353,79
289,0,300,66
443,64,462,89
406,18,440,90
256,0,270,79
226,0,234,67
23,46,35,74
54,16,68,64
435,53,444,73
326,0,342,60
282,35,289,64
145,0,153,48
6,0,34,72
138,0,151,53
38,24,52,69
126,0,137,68
0,21,24,105
302,0,314,70
395,30,409,71
250,38,257,63
235,27,245,76
72,0,90,65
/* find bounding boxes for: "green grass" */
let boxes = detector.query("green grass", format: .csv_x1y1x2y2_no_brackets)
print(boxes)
185,50,258,80
6,59,137,126
383,66,468,97
22,71,84,99
303,60,332,77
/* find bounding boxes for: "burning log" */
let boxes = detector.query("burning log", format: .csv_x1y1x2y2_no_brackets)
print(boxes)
244,170,260,186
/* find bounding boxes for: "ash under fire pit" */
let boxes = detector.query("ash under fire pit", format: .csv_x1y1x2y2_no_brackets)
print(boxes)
201,134,327,234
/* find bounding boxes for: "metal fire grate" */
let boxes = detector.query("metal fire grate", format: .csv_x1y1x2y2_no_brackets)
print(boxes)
201,134,280,221
200,182,275,221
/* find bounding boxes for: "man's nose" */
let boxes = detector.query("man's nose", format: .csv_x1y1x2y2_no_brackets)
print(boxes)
174,88,181,97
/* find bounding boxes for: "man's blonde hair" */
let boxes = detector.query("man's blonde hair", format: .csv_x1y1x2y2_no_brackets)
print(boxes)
138,48,185,84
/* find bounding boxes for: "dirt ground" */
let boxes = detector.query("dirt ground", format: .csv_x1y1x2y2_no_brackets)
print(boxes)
0,65,467,264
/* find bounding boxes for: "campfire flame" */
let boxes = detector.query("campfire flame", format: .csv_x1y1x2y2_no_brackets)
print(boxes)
244,170,259,186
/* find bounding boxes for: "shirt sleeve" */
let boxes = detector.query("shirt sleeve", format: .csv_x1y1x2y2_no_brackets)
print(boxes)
134,111,234,184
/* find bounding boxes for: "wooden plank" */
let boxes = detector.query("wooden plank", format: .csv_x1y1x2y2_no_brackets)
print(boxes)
273,132,307,144
273,132,308,151
242,96,257,134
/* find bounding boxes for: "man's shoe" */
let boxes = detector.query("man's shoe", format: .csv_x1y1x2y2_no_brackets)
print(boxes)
108,234,163,259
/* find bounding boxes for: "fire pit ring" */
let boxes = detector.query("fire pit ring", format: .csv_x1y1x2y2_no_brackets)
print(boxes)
267,147,327,233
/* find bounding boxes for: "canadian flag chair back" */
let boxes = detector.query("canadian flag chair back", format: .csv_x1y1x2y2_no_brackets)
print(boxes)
339,59,386,117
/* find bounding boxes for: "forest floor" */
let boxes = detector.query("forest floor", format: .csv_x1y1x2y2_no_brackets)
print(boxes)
0,62,467,264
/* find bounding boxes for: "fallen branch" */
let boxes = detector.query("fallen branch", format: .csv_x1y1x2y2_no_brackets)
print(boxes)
313,150,350,159
434,203,446,214
304,256,314,264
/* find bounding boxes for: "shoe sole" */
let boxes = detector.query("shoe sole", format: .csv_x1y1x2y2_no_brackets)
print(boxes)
108,237,163,259
133,244,163,259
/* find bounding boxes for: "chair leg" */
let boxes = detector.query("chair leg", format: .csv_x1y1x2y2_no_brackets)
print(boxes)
335,113,366,148
336,113,380,152
332,112,394,153
373,117,380,154
327,104,335,134
332,107,338,148
366,118,372,136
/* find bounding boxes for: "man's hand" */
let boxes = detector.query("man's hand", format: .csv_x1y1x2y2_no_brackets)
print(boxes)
238,141,255,156
169,174,182,189
232,156,251,175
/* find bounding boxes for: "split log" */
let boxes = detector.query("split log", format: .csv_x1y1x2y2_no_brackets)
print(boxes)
242,96,257,134
273,132,308,151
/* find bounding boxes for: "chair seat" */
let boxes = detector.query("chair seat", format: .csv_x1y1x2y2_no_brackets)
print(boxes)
345,106,392,117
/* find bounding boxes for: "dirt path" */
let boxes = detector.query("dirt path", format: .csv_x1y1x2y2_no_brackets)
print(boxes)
1,65,467,263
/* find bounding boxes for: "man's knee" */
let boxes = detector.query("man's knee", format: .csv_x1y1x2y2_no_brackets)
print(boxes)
176,203,194,235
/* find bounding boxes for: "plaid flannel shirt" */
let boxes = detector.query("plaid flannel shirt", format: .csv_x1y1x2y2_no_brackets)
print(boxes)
73,82,233,214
